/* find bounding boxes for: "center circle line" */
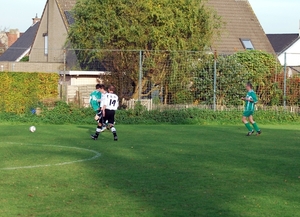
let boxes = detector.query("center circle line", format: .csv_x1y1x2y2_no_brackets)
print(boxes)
0,143,101,170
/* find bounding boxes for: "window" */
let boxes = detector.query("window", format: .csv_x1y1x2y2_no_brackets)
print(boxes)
240,38,254,50
43,33,48,55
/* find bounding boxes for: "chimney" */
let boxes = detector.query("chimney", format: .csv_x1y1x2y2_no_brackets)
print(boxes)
7,29,20,47
32,14,40,25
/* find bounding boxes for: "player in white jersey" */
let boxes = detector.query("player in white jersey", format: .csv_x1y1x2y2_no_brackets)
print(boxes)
99,88,108,132
102,85,119,141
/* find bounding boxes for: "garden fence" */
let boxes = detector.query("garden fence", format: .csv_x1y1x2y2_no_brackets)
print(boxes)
58,49,299,111
1,48,299,112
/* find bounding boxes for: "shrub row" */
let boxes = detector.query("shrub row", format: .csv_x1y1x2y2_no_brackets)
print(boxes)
0,72,59,114
0,101,299,125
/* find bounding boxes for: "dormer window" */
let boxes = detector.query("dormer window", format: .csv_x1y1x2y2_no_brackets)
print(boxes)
240,38,254,50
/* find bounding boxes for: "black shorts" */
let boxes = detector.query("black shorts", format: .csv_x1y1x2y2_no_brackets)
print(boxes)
104,109,115,124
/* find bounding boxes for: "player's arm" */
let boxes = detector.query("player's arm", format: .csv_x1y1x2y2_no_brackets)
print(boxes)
90,95,100,111
89,94,93,106
242,96,254,102
102,97,108,117
102,105,106,117
116,98,119,109
252,93,258,104
97,92,102,103
241,96,249,101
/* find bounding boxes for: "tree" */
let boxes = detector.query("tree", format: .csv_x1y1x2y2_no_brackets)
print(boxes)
68,0,221,101
0,27,8,55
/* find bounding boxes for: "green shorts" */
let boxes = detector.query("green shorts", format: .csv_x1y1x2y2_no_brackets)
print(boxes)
243,110,254,117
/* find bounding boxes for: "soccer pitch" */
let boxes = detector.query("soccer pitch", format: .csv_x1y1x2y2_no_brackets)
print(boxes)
0,124,299,217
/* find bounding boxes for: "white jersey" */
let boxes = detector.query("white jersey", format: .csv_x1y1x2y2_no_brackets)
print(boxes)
103,93,119,110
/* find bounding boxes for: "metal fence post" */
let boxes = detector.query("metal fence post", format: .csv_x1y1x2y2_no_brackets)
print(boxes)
283,52,287,109
138,50,143,101
213,51,217,111
63,49,67,102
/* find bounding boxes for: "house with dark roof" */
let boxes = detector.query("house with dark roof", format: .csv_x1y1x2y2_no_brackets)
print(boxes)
267,31,300,74
0,21,40,62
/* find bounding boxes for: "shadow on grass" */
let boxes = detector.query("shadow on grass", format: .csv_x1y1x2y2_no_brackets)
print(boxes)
83,125,300,217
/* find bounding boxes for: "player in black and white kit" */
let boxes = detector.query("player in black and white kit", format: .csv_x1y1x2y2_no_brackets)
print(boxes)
102,85,119,141
99,86,108,132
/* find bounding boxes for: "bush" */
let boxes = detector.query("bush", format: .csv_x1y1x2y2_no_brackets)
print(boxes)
0,72,59,114
0,101,299,125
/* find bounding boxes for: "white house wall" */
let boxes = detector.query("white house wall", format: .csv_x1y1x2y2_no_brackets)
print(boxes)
70,77,98,86
278,38,300,66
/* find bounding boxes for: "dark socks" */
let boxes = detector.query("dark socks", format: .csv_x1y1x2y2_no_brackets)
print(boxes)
95,126,101,138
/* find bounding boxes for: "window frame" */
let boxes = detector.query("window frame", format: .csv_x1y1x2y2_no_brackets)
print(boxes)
43,33,48,55
240,38,255,50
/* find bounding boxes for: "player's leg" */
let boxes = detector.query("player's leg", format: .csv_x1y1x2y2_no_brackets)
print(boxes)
249,115,261,135
100,114,106,132
91,110,103,140
242,112,254,136
106,109,118,141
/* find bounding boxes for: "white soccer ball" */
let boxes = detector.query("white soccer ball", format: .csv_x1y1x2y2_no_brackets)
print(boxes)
29,126,36,132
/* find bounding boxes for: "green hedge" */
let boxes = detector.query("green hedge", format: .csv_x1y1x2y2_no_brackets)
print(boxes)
0,72,59,114
0,101,299,125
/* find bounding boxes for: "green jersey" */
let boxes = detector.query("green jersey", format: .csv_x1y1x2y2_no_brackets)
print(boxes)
244,90,258,112
89,90,101,112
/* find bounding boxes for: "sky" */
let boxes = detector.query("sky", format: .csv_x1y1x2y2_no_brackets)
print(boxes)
0,0,299,33
248,0,300,33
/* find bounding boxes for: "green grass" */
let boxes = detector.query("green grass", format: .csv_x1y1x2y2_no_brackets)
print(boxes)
0,124,300,217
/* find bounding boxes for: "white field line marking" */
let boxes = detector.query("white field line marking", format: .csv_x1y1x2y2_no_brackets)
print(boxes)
0,144,101,170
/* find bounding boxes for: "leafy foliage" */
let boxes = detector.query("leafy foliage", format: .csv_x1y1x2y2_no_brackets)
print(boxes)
20,56,29,62
234,50,283,105
277,74,300,106
69,0,220,51
193,54,248,106
117,107,300,124
0,101,299,125
0,72,59,114
192,50,285,106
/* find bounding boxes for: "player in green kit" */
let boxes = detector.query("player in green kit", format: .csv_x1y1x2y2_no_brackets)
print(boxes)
241,82,261,136
90,84,104,140
90,84,102,112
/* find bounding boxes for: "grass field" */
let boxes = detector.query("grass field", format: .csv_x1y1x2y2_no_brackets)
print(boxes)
0,124,300,217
